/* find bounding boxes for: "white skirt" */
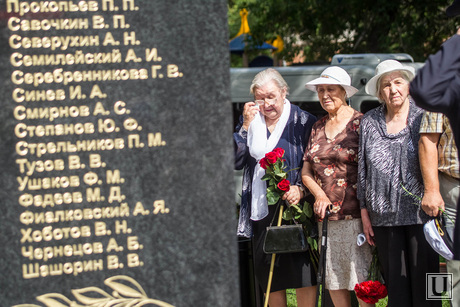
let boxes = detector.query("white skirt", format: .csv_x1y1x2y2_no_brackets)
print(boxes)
318,219,373,291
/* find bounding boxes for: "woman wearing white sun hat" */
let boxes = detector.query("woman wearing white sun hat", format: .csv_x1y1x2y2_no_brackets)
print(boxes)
301,66,374,307
358,60,440,306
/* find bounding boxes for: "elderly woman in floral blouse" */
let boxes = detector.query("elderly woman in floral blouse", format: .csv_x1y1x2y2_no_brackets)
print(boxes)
301,67,374,307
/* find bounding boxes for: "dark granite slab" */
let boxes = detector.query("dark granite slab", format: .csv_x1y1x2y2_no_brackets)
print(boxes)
0,1,239,306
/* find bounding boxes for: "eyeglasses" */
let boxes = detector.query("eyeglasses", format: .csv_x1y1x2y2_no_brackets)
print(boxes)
254,92,280,107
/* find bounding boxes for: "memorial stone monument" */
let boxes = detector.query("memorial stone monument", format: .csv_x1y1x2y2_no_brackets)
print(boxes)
0,0,239,306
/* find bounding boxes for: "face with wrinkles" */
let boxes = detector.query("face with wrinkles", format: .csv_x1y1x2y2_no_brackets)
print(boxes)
254,80,287,122
316,84,347,113
379,71,410,108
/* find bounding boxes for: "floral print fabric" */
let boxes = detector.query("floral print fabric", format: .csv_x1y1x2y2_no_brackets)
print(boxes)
304,110,362,220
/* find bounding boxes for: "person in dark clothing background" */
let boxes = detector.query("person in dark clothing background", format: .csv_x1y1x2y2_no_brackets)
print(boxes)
409,0,460,260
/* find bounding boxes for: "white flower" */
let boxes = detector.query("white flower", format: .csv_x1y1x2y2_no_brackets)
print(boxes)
337,179,346,187
331,204,340,213
347,149,355,155
333,145,342,151
311,144,320,153
313,156,320,163
324,167,334,176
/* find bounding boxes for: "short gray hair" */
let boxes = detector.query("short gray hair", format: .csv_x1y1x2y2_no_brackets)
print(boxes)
376,70,413,103
250,68,290,96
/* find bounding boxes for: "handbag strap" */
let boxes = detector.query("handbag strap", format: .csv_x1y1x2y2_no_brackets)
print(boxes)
268,200,298,227
268,202,282,227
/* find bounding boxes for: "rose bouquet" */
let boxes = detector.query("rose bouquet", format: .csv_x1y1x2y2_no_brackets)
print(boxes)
354,280,387,304
354,248,387,304
259,148,319,266
259,148,292,205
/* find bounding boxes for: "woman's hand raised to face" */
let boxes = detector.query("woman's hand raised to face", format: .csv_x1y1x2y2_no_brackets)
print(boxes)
242,101,260,130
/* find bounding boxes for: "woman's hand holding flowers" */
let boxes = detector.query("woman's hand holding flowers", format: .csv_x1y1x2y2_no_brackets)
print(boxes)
282,185,302,206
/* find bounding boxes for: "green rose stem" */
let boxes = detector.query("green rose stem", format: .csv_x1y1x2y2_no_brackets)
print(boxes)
400,183,455,224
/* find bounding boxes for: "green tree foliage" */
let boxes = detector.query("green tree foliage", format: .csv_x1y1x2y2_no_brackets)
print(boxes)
228,0,460,63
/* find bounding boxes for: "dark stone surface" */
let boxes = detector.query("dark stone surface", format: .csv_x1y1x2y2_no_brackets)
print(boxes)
0,1,239,306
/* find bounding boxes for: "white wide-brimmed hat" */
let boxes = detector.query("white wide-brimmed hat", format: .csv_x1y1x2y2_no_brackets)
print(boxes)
423,216,454,261
305,66,359,98
365,59,415,97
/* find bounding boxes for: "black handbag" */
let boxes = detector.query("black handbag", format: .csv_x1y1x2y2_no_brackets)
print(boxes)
263,202,309,254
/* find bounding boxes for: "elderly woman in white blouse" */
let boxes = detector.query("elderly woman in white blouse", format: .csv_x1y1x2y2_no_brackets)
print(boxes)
234,68,317,306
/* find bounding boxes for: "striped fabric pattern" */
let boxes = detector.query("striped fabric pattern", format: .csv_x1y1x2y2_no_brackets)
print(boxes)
358,101,431,226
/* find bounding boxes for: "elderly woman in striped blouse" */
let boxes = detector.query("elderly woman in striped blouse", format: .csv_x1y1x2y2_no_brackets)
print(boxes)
358,60,440,307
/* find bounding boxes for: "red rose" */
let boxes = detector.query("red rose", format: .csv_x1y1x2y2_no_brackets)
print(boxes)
354,281,387,304
265,151,278,164
277,179,290,192
272,148,285,159
374,281,387,298
259,158,269,169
